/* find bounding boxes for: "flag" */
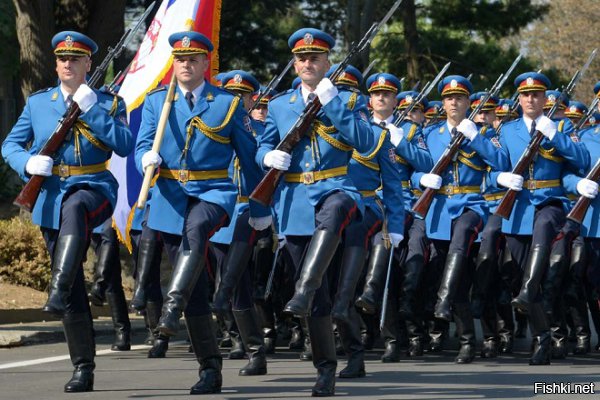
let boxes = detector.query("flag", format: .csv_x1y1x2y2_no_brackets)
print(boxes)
111,0,222,251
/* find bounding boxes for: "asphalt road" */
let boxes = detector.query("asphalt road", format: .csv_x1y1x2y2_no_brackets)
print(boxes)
1,325,600,400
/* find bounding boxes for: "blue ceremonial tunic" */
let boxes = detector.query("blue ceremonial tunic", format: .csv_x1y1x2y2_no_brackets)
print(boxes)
2,85,133,230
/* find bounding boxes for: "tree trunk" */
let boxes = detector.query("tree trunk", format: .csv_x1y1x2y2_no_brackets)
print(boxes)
12,0,56,99
87,0,125,84
402,0,419,84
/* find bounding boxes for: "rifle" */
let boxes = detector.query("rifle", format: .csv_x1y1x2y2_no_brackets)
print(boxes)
495,49,598,219
248,58,294,113
567,158,600,224
13,2,156,212
494,87,521,133
249,0,403,206
412,54,523,218
392,62,451,127
574,97,600,132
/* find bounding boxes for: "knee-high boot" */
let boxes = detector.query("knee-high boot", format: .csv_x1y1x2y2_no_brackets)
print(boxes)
254,302,276,354
355,244,389,314
186,314,223,394
332,247,367,324
529,302,551,365
157,249,205,336
308,316,337,397
233,308,267,376
471,250,497,318
336,308,365,378
434,253,468,322
43,235,87,317
512,245,550,313
106,291,131,351
398,253,425,320
89,239,118,306
252,235,275,301
62,313,95,392
284,230,340,317
130,237,162,311
453,303,476,363
146,300,169,358
212,242,254,314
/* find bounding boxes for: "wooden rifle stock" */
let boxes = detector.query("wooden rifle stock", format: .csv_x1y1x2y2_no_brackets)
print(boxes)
495,131,544,219
13,104,82,211
412,135,465,218
567,158,600,223
250,101,321,206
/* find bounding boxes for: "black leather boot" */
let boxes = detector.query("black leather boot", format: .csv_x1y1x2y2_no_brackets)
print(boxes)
399,253,425,320
332,247,367,324
212,242,253,314
284,230,340,317
229,332,246,359
550,326,568,359
106,291,131,351
186,314,223,394
255,302,277,354
130,237,162,311
62,313,95,392
43,235,87,317
529,303,551,365
515,311,528,338
381,339,400,362
454,303,476,364
252,235,274,301
89,238,118,307
406,319,425,357
426,319,448,353
355,244,389,314
512,245,550,313
148,334,169,358
336,308,365,378
308,316,337,397
480,301,498,358
300,317,313,361
434,253,468,322
471,251,497,318
497,300,515,353
157,249,205,337
233,309,267,376
289,319,304,350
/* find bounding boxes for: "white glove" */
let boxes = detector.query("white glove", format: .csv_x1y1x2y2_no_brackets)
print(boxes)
249,215,272,231
386,123,404,146
314,78,338,106
389,233,404,248
420,173,442,190
25,155,53,176
457,119,478,141
577,178,599,199
73,84,97,113
263,150,291,171
141,150,162,170
537,116,557,141
497,172,523,191
277,234,287,250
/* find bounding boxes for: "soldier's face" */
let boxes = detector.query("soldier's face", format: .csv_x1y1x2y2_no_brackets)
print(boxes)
442,94,469,121
407,109,425,124
519,91,545,119
55,55,91,86
174,54,209,87
251,105,268,122
369,91,397,115
474,110,495,125
294,53,330,87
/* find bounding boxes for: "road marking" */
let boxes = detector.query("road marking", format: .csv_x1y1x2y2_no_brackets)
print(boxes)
0,341,187,370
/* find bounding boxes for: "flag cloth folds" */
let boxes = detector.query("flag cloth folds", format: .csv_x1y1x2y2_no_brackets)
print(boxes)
111,0,222,251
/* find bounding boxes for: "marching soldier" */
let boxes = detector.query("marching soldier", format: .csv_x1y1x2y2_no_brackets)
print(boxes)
135,31,270,394
424,100,445,127
413,75,509,363
211,69,270,375
2,31,133,391
256,27,375,396
492,72,590,365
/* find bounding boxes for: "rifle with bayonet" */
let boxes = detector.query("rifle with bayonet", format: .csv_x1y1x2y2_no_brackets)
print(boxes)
412,54,523,218
574,97,600,132
495,49,597,219
13,1,156,212
361,58,378,77
249,0,403,206
248,58,294,113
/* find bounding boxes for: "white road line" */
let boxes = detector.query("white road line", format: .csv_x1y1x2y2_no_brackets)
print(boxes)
0,341,188,370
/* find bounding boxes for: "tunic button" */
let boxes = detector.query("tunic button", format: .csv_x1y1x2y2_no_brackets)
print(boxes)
305,163,310,168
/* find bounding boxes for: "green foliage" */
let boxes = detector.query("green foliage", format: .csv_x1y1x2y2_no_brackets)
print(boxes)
0,216,51,291
0,0,19,79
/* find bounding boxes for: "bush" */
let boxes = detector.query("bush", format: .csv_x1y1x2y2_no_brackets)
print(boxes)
0,216,51,291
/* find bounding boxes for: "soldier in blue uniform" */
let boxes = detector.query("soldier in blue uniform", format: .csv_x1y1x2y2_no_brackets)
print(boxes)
424,100,445,127
565,100,588,127
135,31,270,394
413,75,509,363
2,31,133,392
255,27,375,397
491,72,590,365
210,69,271,375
